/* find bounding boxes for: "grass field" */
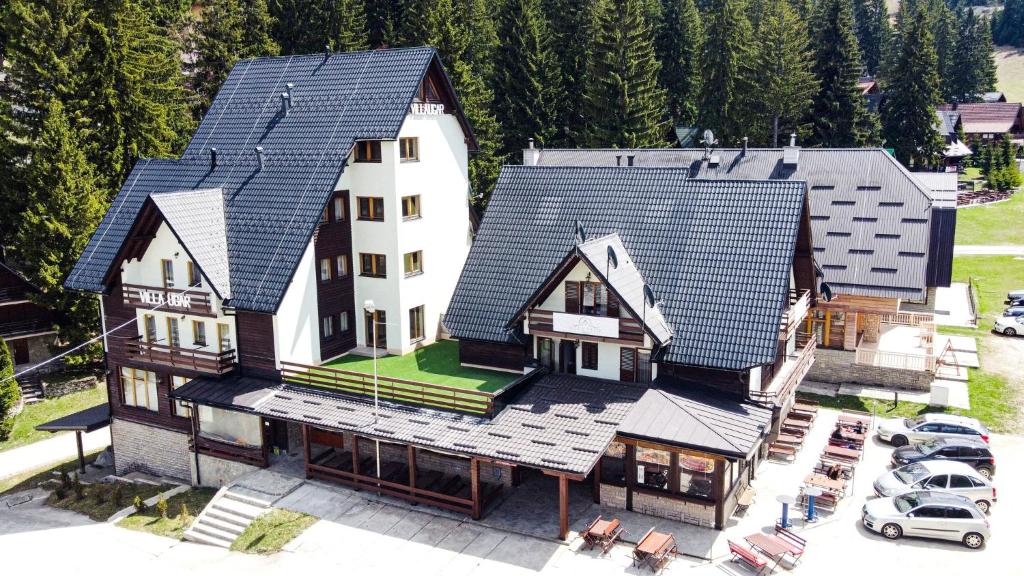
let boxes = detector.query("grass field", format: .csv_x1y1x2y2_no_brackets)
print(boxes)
231,509,317,555
995,45,1024,103
954,191,1024,246
0,450,103,495
117,488,217,540
0,386,107,452
948,255,1024,334
48,480,173,522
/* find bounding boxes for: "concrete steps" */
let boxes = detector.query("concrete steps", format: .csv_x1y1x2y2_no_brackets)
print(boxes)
184,486,271,548
17,374,43,404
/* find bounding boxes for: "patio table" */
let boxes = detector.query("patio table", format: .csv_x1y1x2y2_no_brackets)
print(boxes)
823,444,861,462
838,413,871,427
776,433,803,446
834,428,866,443
784,418,811,430
579,516,622,554
804,473,846,495
633,529,677,572
745,533,796,571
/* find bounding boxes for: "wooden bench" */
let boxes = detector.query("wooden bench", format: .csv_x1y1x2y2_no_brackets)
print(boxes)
728,540,769,574
800,489,839,510
736,486,756,511
775,433,803,447
768,443,797,461
773,527,806,561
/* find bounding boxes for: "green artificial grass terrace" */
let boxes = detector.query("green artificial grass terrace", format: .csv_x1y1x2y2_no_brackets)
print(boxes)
321,340,518,393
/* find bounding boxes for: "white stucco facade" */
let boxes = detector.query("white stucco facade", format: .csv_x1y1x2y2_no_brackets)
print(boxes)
273,239,320,366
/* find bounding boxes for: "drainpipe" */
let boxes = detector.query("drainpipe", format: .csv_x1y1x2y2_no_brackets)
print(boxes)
190,403,202,486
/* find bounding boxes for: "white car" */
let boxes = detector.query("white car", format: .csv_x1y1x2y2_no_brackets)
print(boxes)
862,491,990,549
873,460,997,513
994,314,1024,337
877,413,989,447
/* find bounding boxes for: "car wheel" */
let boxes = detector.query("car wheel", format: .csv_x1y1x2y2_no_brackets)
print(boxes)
975,500,990,514
977,466,993,479
1004,328,1017,337
891,435,909,447
963,532,985,549
881,523,902,540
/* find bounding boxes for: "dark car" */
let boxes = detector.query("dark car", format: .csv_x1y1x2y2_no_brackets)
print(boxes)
891,437,995,478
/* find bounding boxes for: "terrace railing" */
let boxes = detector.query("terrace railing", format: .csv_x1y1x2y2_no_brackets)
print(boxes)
750,336,816,406
279,361,496,417
125,336,236,375
854,346,935,372
527,309,645,344
879,312,934,327
780,289,811,340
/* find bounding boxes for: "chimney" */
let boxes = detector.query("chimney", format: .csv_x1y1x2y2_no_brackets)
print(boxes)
783,133,800,167
324,44,331,60
616,155,622,166
210,147,218,170
789,133,797,147
281,93,290,116
523,138,540,166
255,146,265,170
286,83,295,102
742,137,748,154
627,155,635,166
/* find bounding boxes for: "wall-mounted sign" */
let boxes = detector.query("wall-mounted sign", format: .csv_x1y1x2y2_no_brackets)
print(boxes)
552,312,619,339
139,289,192,309
409,102,445,115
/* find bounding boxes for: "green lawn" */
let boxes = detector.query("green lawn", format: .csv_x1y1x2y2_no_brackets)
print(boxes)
48,480,173,522
117,488,217,539
0,450,103,495
0,386,108,452
798,392,939,420
945,255,1024,335
954,190,1024,246
230,509,317,555
321,340,518,393
995,45,1024,103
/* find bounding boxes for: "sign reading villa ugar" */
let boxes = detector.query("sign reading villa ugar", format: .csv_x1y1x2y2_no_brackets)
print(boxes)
552,312,619,339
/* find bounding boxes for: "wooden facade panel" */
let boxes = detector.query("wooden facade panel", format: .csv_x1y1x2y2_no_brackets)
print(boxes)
458,339,527,372
236,311,278,377
656,363,746,399
315,190,357,360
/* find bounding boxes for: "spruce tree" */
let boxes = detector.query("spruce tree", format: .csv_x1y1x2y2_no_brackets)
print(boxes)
193,0,279,114
809,0,872,147
852,0,890,76
750,0,818,146
493,0,563,154
15,99,106,348
698,0,753,144
326,0,370,52
993,0,1024,47
0,337,19,442
270,0,331,54
584,0,668,148
544,0,598,145
655,0,703,126
366,0,402,47
463,0,499,86
943,9,997,103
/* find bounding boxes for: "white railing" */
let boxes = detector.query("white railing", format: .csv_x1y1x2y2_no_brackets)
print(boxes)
854,347,936,372
781,289,812,339
880,312,934,327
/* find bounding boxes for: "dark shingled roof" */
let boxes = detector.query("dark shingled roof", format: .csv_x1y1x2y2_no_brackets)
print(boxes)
444,166,807,371
35,404,111,433
532,148,935,300
66,47,462,313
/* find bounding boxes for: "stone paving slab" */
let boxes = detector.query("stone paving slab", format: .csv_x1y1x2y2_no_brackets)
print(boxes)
930,379,971,409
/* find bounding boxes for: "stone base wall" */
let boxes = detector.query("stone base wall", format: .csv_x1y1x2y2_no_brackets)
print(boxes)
191,453,260,487
807,348,933,391
600,483,626,508
112,418,191,481
350,433,512,487
14,334,57,367
598,484,715,529
41,374,97,399
861,314,881,343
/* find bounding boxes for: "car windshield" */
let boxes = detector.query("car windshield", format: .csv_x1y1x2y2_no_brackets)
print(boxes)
894,494,919,513
903,416,925,428
894,463,930,484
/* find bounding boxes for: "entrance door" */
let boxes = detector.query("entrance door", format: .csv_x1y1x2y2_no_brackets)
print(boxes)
364,310,387,348
620,348,635,381
11,339,29,365
269,419,289,454
559,340,576,374
538,338,554,370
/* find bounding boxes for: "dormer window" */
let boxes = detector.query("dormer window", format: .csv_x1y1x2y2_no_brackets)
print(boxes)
354,140,381,163
187,261,201,287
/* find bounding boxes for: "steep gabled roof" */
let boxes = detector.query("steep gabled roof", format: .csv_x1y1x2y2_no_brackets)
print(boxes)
150,188,231,299
66,47,472,313
445,166,807,371
938,102,1023,134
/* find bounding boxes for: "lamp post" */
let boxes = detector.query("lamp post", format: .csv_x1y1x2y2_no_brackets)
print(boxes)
364,300,382,483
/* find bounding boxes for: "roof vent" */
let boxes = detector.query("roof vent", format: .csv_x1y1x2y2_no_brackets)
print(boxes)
324,44,330,60
627,155,635,166
286,82,295,101
281,92,290,115
255,146,265,170
210,147,218,170
616,155,622,166
708,154,721,166
742,136,748,154
523,139,540,166
783,133,800,166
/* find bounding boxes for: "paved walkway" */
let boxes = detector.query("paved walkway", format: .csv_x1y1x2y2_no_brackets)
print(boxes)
0,426,110,481
953,245,1024,256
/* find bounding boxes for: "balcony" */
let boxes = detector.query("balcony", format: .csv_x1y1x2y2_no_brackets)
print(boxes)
121,283,215,316
527,309,645,344
125,336,236,375
780,289,811,340
750,335,816,406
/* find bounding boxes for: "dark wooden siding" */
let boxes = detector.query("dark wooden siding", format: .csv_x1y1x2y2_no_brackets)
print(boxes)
458,339,528,372
793,198,817,299
315,190,356,359
656,363,747,399
926,208,956,289
236,311,278,378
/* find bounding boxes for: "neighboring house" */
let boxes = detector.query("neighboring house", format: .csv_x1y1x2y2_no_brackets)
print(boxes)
857,76,882,112
526,145,956,391
982,91,1007,103
912,172,959,209
938,102,1024,142
0,260,57,367
935,110,972,168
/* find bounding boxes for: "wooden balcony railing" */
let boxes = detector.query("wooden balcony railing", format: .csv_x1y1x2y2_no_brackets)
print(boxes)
125,336,236,375
280,361,495,416
527,309,645,344
780,289,811,340
190,434,266,467
750,336,816,406
121,283,215,316
879,312,934,327
854,346,935,372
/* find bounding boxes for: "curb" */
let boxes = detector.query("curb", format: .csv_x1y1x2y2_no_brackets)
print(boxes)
107,484,191,523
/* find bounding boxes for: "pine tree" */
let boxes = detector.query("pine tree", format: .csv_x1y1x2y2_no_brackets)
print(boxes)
270,0,331,54
584,0,668,148
943,9,997,103
14,99,106,348
881,5,943,168
463,0,499,86
544,0,598,145
698,0,753,143
993,0,1024,47
326,0,370,52
493,0,563,154
809,0,872,147
852,0,890,76
0,337,19,442
193,0,279,114
750,0,818,146
366,0,402,47
655,0,702,126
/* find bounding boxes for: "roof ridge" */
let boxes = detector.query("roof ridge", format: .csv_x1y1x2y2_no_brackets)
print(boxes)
234,45,435,65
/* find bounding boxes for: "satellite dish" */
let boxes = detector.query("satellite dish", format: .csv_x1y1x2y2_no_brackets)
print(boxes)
643,284,656,308
820,282,833,302
607,246,618,269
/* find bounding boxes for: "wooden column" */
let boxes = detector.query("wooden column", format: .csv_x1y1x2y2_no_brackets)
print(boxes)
470,457,481,520
75,431,86,474
668,452,680,494
625,444,637,511
352,434,361,490
407,445,417,491
558,474,569,540
302,425,311,479
713,458,728,530
592,460,602,504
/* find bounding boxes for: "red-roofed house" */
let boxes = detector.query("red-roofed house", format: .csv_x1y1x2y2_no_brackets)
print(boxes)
938,102,1024,142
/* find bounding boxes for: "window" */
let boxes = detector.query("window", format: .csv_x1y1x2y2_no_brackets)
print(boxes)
636,446,672,492
402,195,421,219
404,251,423,276
192,320,207,346
171,375,190,416
322,315,335,339
319,258,332,282
187,261,201,287
321,206,329,223
400,137,419,161
339,311,349,333
581,342,598,370
409,305,425,342
679,454,715,499
333,197,345,221
167,318,180,347
335,255,349,277
360,253,386,277
922,474,948,489
161,259,175,287
217,323,231,352
198,405,262,447
949,475,974,489
357,196,384,221
600,442,627,486
946,507,974,519
120,367,157,411
143,314,157,342
354,140,381,162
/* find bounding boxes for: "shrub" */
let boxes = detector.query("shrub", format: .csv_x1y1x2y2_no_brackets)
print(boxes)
92,486,106,505
72,473,85,501
156,497,168,518
179,502,191,523
0,337,19,441
112,483,123,507
133,495,147,513
59,469,70,490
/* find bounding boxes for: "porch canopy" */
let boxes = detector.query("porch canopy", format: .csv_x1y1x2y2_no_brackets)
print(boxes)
35,403,111,473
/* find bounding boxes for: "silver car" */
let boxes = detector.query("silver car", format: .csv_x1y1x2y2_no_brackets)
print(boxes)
994,314,1024,337
873,460,997,513
877,413,990,446
862,491,990,549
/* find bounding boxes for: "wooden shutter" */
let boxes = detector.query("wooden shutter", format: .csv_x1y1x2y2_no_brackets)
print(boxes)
582,342,598,370
620,348,636,382
564,281,580,313
607,293,620,317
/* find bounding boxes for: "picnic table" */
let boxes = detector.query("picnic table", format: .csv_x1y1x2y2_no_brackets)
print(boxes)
776,433,803,446
579,516,623,554
632,528,678,572
823,444,861,462
833,427,866,444
784,417,811,430
804,473,846,495
838,413,871,427
745,532,800,571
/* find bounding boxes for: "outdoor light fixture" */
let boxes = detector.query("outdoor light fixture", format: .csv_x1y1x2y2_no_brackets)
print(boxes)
363,299,382,482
